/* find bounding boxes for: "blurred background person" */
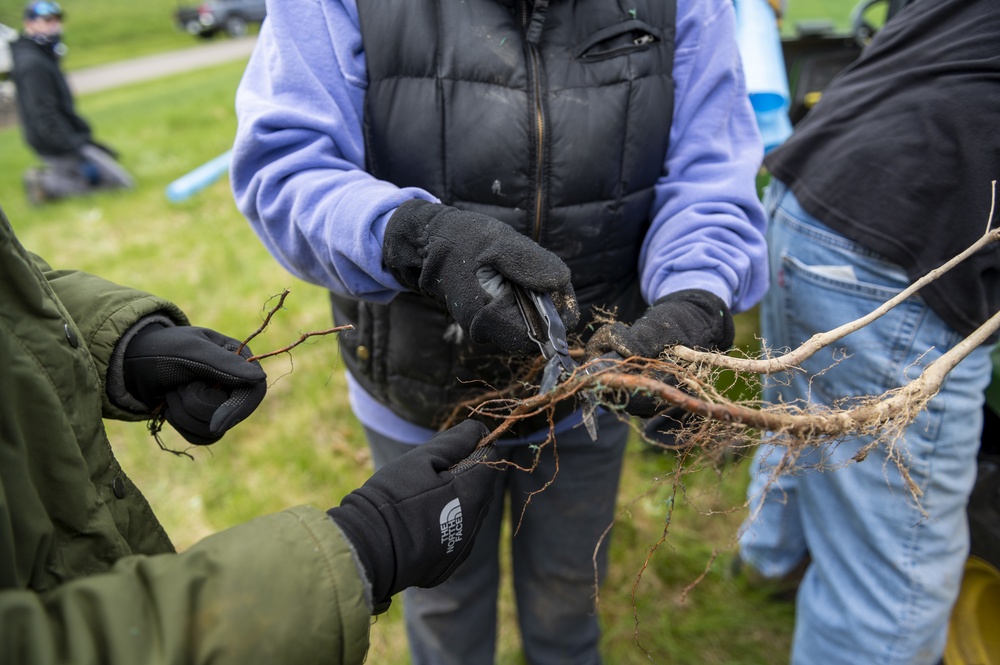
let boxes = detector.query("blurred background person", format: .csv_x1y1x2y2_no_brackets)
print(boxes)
10,1,133,205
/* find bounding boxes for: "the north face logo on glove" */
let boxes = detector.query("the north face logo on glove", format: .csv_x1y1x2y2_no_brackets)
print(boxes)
439,498,463,553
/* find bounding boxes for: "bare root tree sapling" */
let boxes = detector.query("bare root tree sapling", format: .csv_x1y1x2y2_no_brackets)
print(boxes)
455,183,1000,650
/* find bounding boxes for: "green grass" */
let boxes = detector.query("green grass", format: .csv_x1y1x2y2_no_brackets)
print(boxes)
0,1,896,658
781,0,875,34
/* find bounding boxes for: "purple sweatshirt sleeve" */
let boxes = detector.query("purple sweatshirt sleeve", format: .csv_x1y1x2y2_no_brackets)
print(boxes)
231,0,435,303
640,0,769,312
233,0,768,312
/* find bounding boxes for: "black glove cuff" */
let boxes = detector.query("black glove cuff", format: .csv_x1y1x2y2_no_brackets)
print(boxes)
122,323,172,408
382,199,442,292
652,288,735,350
108,316,176,412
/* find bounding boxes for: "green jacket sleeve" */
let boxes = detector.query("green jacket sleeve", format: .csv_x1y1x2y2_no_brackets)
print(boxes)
0,506,372,665
31,254,189,421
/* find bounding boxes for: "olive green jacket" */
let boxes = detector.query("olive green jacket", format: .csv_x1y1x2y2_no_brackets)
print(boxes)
0,209,370,664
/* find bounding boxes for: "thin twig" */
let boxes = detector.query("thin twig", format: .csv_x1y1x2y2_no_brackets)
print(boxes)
235,288,353,362
245,325,354,362
674,181,1000,375
237,289,291,356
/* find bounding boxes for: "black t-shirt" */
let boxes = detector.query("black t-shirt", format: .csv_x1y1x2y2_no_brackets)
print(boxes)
764,0,1000,338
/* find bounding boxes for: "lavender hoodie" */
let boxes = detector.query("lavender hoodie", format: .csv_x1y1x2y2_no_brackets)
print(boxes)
232,0,769,443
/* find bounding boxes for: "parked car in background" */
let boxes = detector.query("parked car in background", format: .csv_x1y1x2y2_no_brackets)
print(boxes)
174,0,265,39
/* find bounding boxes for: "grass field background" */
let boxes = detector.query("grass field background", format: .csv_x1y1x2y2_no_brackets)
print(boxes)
0,1,864,662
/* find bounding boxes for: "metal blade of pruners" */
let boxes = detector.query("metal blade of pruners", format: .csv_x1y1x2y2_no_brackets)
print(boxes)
511,284,599,440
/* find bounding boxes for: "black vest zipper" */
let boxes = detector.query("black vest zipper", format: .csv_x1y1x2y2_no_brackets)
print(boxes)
521,0,546,243
528,44,546,243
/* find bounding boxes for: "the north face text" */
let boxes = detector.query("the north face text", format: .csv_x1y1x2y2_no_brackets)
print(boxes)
439,498,463,553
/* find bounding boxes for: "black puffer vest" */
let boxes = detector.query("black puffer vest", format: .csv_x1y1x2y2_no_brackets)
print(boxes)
337,0,676,431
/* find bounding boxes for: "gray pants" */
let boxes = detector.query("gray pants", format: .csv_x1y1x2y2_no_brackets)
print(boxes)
365,410,629,665
36,143,134,199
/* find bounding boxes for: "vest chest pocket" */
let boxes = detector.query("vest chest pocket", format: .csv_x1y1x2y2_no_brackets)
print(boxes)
574,19,663,62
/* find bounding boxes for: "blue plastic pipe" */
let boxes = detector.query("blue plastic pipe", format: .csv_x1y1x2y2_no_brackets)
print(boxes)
166,150,233,203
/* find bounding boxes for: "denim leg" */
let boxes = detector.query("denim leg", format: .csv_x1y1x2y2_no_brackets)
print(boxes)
791,342,988,665
401,477,507,665
509,412,629,665
36,146,134,200
39,153,92,199
739,180,809,576
364,427,504,665
365,416,627,665
740,440,807,577
739,184,993,664
79,143,135,190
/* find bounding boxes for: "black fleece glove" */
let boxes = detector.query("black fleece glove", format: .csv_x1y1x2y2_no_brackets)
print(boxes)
382,199,579,355
328,420,499,612
583,289,735,417
123,325,267,444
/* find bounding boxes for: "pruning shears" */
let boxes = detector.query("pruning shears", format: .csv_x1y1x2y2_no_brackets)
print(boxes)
512,284,599,440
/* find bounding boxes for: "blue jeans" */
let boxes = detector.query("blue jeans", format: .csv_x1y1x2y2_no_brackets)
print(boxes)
738,181,993,665
365,410,629,665
39,143,134,199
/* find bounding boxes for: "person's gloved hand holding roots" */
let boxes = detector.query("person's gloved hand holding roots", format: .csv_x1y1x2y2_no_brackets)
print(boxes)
583,289,735,417
328,420,500,612
382,200,579,356
123,324,267,444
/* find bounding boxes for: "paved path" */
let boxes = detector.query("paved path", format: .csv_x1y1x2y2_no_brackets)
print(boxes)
0,37,257,127
67,36,257,95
